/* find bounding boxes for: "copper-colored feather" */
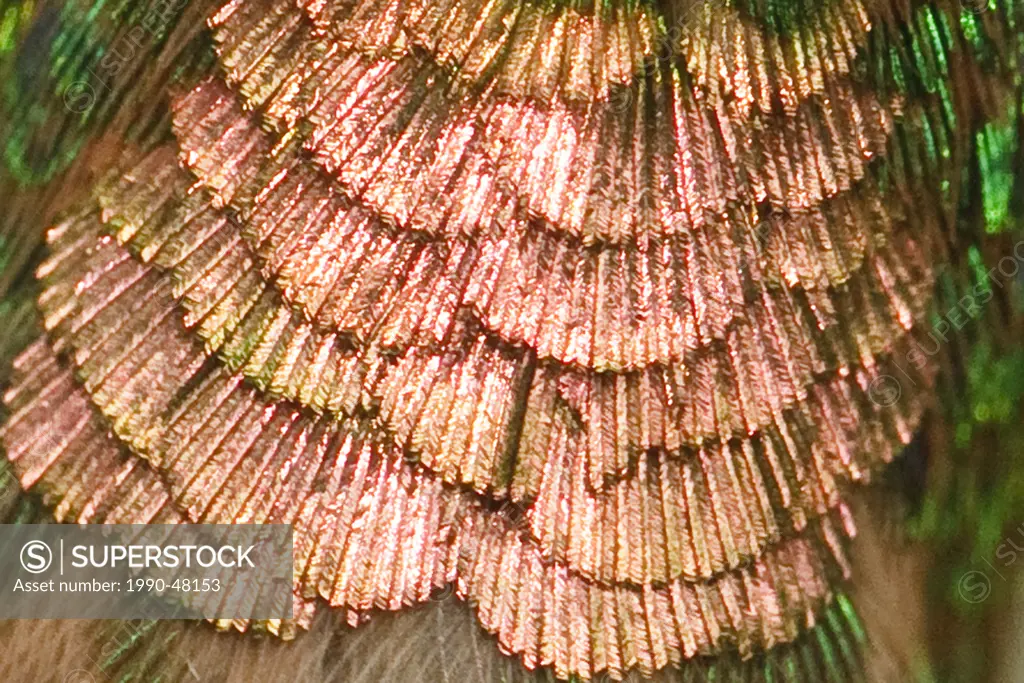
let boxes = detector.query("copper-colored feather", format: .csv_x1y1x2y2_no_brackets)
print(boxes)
2,0,1023,680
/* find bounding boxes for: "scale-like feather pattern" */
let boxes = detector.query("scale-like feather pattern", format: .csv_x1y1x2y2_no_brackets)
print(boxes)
3,0,1024,680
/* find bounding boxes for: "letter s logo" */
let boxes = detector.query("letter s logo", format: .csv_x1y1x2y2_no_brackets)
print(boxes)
20,541,53,574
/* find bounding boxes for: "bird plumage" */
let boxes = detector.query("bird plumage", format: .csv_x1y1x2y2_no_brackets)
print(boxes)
1,0,1022,681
